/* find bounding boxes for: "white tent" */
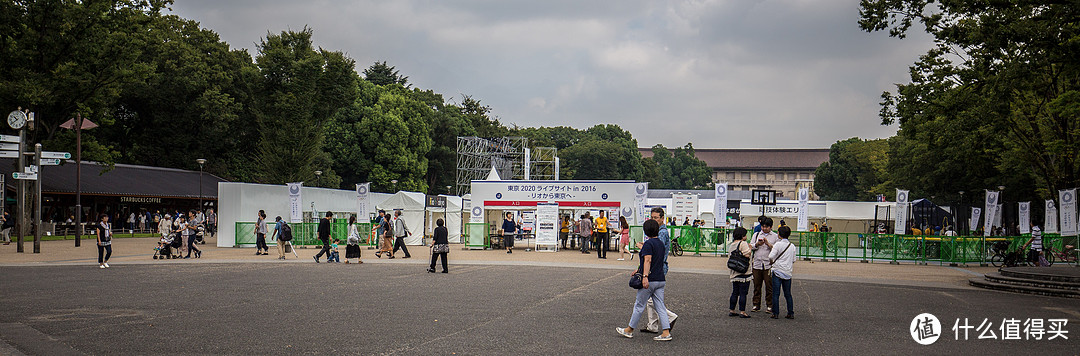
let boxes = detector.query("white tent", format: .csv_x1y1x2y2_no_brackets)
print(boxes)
376,191,427,245
426,195,463,242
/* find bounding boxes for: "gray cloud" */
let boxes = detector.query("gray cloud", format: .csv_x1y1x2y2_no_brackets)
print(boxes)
169,0,933,148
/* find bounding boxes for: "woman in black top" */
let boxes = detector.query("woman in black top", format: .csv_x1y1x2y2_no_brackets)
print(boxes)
428,219,450,273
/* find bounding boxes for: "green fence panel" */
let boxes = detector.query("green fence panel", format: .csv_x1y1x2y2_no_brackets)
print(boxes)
465,223,489,249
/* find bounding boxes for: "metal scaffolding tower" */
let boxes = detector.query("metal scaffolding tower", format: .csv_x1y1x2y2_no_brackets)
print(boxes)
455,137,528,195
530,147,558,181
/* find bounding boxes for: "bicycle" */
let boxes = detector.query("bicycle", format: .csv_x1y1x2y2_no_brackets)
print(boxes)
670,237,683,257
1044,243,1078,267
989,241,1031,268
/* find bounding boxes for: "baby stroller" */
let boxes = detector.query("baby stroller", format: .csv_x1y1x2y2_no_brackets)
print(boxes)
154,234,184,259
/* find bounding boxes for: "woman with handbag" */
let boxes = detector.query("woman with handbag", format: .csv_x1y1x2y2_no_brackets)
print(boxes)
345,215,363,264
727,227,752,318
428,219,450,273
616,219,672,341
96,213,113,269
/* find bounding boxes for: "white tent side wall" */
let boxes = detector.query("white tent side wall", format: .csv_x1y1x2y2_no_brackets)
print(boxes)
376,191,426,245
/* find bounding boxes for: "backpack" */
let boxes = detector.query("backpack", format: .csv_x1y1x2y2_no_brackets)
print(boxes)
280,223,293,241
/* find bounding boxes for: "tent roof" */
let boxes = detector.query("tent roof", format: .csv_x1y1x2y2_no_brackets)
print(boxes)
377,191,426,210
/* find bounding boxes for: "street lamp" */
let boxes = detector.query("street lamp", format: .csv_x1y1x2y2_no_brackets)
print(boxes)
314,170,323,187
196,159,206,211
390,179,398,192
60,113,98,247
446,185,452,195
958,191,965,235
997,185,1007,235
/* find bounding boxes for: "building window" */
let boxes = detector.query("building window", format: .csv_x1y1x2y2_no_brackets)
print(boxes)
727,172,736,180
799,173,810,179
757,173,767,181
776,172,785,180
742,172,751,180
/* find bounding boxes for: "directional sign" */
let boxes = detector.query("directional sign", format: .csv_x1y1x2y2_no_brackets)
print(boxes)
41,152,70,159
0,143,18,151
0,135,17,143
40,158,61,166
0,151,17,158
12,172,37,180
25,165,37,174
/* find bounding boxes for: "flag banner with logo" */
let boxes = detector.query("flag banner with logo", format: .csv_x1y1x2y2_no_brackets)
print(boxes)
634,182,649,225
288,182,303,223
1017,202,1030,234
984,190,999,237
356,183,371,223
1045,200,1058,233
894,189,909,235
714,183,728,228
970,207,982,232
1060,189,1077,236
797,187,810,232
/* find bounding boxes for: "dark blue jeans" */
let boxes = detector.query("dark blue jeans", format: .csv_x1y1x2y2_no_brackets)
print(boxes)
771,274,793,317
729,281,750,311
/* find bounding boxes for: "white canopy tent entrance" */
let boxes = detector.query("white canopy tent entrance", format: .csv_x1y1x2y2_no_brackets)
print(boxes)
376,191,464,245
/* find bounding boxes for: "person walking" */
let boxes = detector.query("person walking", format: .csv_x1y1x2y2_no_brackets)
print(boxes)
272,216,289,260
184,211,202,259
595,210,609,259
255,210,269,255
502,212,516,254
578,214,593,254
96,213,113,269
750,217,777,313
617,216,631,261
728,227,753,318
374,210,391,258
206,209,217,237
1,211,12,245
428,218,450,273
346,215,363,264
616,219,672,341
158,213,172,243
313,211,333,263
642,207,678,333
391,210,411,259
127,212,135,233
769,226,796,319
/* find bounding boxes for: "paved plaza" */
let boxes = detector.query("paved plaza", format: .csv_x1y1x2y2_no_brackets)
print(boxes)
0,238,1077,355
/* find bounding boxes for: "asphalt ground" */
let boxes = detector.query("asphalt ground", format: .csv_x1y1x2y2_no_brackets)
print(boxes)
0,262,1077,355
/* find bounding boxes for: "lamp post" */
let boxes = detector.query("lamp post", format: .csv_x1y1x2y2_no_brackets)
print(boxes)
60,114,97,247
958,191,965,235
196,159,206,212
314,170,322,188
391,179,398,192
997,185,1007,235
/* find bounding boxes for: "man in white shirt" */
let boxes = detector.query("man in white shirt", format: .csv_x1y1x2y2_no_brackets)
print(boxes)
768,226,796,319
750,217,778,313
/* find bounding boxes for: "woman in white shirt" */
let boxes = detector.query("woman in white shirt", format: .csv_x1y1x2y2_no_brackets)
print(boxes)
97,214,113,269
768,226,796,319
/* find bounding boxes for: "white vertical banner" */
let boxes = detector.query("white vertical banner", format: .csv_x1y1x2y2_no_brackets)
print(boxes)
970,207,982,232
983,190,999,236
288,182,303,223
1059,189,1077,236
356,183,371,222
1017,202,1030,234
535,202,558,246
1045,200,1059,233
634,183,649,225
469,205,484,224
714,183,728,228
797,187,810,232
894,189,909,235
523,148,531,180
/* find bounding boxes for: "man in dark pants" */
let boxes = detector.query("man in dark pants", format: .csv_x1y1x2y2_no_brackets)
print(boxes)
595,210,609,259
313,211,333,263
391,210,411,259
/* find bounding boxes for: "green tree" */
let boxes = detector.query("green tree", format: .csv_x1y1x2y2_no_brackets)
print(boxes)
860,0,1080,202
363,61,409,87
814,138,889,201
254,28,357,186
643,143,713,190
557,124,643,181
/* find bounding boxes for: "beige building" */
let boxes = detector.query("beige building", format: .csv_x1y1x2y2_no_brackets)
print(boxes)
639,148,830,199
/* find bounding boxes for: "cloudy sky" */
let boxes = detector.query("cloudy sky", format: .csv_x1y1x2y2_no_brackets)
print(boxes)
168,0,934,149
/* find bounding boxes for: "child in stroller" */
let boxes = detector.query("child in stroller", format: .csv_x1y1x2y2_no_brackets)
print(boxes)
154,233,183,259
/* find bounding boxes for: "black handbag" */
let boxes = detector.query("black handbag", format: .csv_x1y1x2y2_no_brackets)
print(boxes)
727,241,750,274
629,271,644,289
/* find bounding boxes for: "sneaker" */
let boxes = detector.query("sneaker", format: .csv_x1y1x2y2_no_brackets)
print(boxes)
104,263,110,268
653,334,672,341
770,314,779,319
751,307,760,312
615,327,633,339
99,264,106,269
785,314,795,319
313,256,320,263
767,307,772,313
617,258,625,261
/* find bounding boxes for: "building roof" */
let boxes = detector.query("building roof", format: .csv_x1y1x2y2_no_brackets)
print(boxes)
0,159,225,199
639,148,829,170
647,189,753,200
